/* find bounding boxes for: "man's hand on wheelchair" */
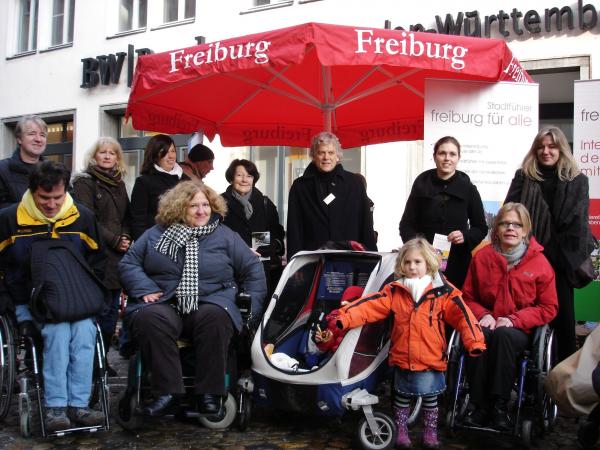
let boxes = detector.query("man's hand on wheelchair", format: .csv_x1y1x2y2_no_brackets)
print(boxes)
19,320,40,339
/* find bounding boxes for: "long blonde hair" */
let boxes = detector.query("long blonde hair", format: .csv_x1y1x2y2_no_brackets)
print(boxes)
394,238,440,278
85,137,127,174
521,126,579,181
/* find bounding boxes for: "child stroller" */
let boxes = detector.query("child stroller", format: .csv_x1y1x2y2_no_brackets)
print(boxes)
239,249,399,450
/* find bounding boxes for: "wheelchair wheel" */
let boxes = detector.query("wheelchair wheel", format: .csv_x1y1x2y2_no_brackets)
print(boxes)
0,315,15,421
235,391,251,431
19,393,32,438
116,391,142,431
198,393,236,429
521,419,533,448
535,326,557,433
357,411,395,450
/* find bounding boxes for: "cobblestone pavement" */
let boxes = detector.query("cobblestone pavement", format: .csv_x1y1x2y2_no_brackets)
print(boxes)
0,349,591,449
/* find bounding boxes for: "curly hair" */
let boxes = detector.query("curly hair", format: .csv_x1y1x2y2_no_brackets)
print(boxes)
156,181,228,226
521,126,580,182
84,136,127,174
394,237,440,278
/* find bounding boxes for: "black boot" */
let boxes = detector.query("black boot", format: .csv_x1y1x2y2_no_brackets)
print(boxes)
491,399,511,431
139,394,180,417
197,394,221,414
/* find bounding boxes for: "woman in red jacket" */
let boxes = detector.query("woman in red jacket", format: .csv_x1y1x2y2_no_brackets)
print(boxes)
462,202,558,431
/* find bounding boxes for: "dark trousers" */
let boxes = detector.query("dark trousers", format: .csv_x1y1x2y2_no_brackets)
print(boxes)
131,302,234,396
551,270,576,362
467,326,529,407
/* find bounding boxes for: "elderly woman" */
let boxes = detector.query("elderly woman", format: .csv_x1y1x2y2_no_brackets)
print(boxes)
505,126,595,362
400,136,488,288
71,137,131,374
462,202,558,431
130,134,187,240
222,159,285,297
119,181,266,417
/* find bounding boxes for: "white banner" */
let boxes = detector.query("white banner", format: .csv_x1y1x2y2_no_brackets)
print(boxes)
424,79,539,217
574,79,600,239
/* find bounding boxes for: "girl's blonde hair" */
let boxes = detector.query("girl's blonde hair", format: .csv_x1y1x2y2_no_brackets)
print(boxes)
156,181,227,226
394,237,440,278
521,126,580,182
85,136,127,174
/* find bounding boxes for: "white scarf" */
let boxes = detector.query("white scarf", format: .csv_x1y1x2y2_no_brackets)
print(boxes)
154,163,183,179
400,275,432,303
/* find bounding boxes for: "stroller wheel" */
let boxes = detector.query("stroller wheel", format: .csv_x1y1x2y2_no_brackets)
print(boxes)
407,396,422,428
198,393,236,430
578,420,600,449
235,391,252,431
357,411,395,450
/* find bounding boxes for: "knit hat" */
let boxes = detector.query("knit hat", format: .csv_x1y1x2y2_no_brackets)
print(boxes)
188,143,215,162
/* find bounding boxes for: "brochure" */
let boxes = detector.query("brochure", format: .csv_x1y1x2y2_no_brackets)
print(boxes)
432,233,451,272
252,231,270,262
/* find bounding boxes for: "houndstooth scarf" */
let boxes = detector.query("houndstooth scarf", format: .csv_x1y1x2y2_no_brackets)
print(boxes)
154,219,219,314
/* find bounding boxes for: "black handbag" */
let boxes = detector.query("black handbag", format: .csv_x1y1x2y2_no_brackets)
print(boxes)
566,238,598,289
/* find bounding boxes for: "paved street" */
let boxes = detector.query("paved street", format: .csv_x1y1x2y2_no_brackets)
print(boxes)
0,335,593,450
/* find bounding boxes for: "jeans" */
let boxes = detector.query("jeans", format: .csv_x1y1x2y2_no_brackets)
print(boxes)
41,318,97,408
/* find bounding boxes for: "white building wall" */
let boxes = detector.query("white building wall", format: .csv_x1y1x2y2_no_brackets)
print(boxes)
2,0,600,251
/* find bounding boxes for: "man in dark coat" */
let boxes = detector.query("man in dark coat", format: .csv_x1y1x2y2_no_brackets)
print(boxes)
0,115,47,209
286,132,377,259
0,161,106,432
180,143,215,184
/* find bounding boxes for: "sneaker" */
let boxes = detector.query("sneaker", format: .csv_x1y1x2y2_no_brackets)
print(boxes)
67,406,104,426
45,407,71,432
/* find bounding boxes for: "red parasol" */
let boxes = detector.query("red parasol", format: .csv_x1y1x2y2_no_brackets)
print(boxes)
127,22,532,148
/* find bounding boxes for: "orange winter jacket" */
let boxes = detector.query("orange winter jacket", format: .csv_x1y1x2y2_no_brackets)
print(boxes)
337,272,486,372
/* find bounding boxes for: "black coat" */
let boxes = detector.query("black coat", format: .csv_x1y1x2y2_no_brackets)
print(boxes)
286,163,377,258
71,171,132,289
221,186,285,266
399,169,488,288
130,168,185,240
505,169,594,273
0,150,42,209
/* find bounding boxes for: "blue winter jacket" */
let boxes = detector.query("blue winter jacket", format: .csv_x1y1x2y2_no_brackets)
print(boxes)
119,221,267,331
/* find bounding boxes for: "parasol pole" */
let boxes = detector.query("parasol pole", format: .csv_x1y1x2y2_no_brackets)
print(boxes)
322,65,333,132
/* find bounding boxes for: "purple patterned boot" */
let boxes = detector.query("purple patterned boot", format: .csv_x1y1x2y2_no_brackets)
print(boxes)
421,407,441,449
393,407,412,449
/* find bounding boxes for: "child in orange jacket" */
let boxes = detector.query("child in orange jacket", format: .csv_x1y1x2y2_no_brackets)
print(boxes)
325,238,485,449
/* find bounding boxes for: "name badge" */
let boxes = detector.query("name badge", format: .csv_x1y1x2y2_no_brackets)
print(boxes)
323,193,336,205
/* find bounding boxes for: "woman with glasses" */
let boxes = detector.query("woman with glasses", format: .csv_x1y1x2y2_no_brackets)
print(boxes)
400,136,488,288
505,126,595,362
461,202,558,430
221,159,285,297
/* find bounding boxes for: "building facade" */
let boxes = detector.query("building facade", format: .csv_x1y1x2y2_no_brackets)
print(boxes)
1,0,599,251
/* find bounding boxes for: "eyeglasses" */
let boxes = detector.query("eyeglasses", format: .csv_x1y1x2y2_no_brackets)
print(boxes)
498,221,523,230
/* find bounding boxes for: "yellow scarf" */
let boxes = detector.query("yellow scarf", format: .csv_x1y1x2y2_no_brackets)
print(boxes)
21,189,74,224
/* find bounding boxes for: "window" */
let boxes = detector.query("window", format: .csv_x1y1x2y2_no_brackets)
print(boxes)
17,0,38,53
163,0,195,23
118,0,147,32
51,0,75,46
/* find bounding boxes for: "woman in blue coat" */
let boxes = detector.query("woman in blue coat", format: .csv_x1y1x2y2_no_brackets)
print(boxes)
119,181,267,417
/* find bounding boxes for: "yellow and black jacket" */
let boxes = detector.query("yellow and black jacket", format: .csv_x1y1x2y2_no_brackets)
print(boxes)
0,201,104,310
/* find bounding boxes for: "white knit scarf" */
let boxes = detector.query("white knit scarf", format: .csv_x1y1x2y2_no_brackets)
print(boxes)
154,219,219,314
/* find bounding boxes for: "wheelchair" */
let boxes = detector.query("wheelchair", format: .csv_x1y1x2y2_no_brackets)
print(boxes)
445,324,557,447
17,322,111,437
116,293,254,432
0,314,16,421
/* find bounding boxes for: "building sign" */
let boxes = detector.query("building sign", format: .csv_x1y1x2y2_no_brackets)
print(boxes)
80,44,153,89
385,1,599,38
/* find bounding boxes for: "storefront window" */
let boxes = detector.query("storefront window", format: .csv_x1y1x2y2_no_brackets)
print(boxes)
46,121,73,144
